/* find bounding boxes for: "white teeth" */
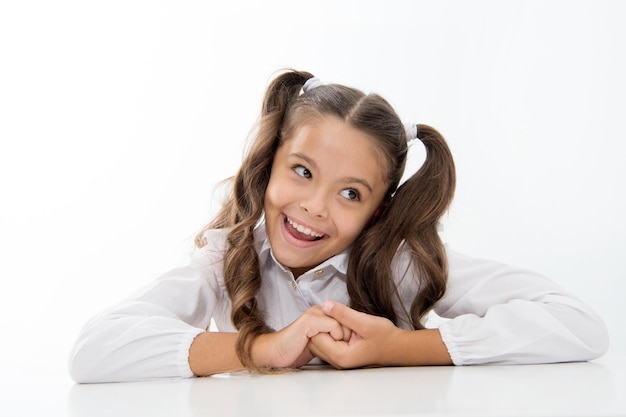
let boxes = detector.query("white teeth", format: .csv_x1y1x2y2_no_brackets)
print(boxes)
287,217,323,238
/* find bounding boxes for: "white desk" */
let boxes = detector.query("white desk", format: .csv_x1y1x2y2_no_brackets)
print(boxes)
4,356,626,416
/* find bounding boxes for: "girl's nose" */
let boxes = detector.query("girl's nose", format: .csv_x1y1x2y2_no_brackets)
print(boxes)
300,191,328,218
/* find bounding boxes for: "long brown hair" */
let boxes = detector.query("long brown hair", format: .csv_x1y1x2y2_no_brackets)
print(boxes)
195,69,455,369
347,124,455,329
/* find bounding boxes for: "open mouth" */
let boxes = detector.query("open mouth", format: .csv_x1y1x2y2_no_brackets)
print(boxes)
284,216,325,241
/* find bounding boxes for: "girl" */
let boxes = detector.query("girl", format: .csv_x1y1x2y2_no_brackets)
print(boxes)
69,70,609,383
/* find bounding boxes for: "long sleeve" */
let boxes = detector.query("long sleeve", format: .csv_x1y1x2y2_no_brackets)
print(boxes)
68,242,228,383
431,248,609,365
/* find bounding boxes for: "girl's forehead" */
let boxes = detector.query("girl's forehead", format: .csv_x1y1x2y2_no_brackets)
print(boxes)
284,118,375,156
285,116,385,155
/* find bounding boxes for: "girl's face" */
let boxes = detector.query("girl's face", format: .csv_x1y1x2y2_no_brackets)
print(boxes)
264,115,389,278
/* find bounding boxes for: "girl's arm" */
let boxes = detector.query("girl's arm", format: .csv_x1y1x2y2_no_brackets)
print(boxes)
189,306,350,376
70,252,350,381
188,332,242,375
311,247,609,369
431,247,609,365
68,261,220,383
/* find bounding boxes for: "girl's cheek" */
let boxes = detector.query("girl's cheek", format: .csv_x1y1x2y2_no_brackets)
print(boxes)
339,212,370,238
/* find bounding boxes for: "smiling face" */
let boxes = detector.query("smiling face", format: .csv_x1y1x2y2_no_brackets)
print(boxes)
264,115,389,278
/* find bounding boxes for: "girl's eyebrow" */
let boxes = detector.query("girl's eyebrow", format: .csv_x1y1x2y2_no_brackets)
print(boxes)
290,152,373,193
339,176,373,193
291,152,318,170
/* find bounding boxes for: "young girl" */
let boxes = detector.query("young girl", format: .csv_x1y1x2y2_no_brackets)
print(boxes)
69,70,609,383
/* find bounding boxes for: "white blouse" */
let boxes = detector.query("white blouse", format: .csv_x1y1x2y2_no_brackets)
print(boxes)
68,225,609,383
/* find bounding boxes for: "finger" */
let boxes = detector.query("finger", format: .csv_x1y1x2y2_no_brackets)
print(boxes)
309,334,351,369
301,310,347,342
325,317,348,342
309,333,338,364
341,325,352,342
321,300,369,332
306,305,351,341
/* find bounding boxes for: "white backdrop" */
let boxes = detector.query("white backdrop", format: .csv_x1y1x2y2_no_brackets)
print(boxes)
1,0,624,383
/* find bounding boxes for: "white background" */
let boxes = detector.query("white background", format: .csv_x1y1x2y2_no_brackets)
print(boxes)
1,0,624,388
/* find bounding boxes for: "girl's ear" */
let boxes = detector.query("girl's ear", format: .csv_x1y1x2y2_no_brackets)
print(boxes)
368,199,390,227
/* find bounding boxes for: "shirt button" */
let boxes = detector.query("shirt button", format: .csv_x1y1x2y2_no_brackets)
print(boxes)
292,280,297,289
315,269,324,276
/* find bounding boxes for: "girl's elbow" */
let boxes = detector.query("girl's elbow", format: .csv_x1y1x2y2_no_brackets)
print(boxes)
68,346,98,384
68,355,91,384
67,336,112,384
585,318,610,360
570,309,610,361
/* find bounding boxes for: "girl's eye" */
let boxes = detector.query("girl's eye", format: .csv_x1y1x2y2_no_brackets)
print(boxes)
340,188,360,201
294,165,312,179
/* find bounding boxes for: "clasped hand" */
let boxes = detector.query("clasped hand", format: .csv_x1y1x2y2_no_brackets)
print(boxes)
254,300,401,370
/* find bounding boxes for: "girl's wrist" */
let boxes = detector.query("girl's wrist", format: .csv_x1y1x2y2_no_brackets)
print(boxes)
380,327,413,366
251,332,293,369
250,333,273,368
385,328,452,366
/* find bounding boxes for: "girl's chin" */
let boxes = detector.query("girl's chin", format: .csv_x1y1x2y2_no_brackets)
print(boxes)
271,237,326,273
273,243,320,268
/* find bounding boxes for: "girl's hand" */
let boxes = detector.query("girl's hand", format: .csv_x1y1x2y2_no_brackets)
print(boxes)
307,300,399,369
309,300,452,369
252,306,350,369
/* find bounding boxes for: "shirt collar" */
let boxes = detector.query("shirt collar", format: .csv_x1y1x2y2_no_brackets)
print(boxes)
255,223,350,276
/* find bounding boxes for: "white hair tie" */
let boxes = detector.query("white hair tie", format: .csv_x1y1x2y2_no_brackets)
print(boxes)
404,123,418,141
396,122,425,192
303,77,323,93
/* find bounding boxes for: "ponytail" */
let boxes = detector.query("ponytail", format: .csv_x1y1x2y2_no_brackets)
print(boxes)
195,70,313,370
347,124,456,329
